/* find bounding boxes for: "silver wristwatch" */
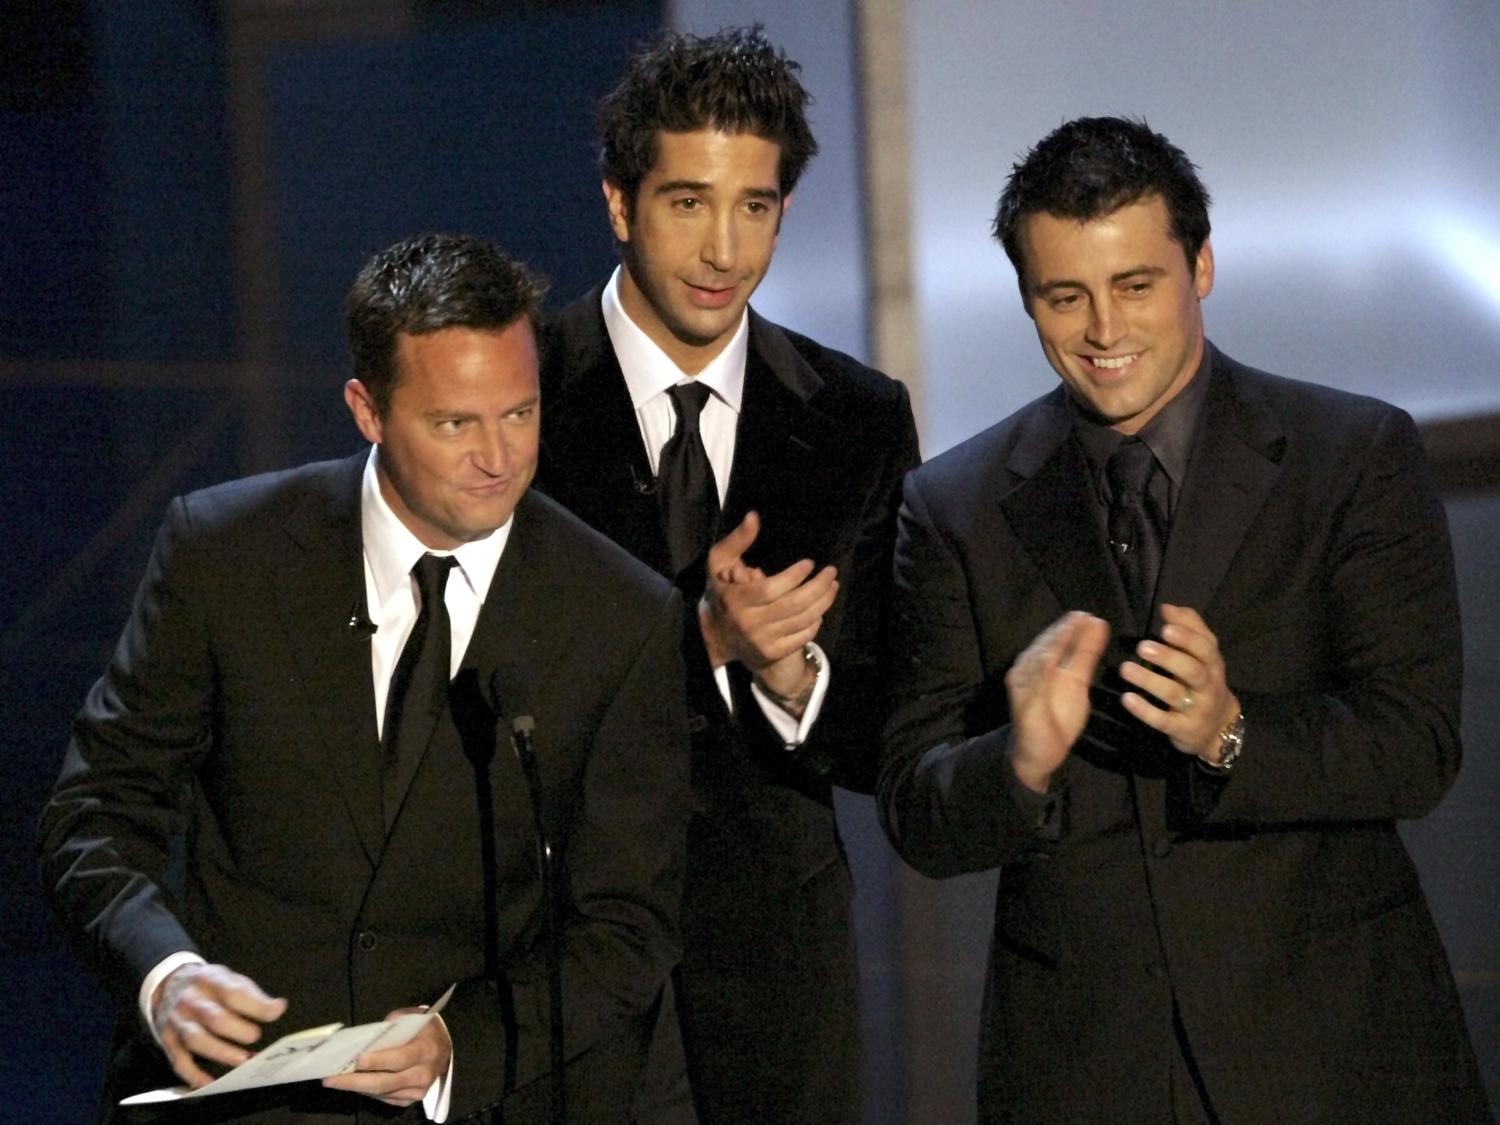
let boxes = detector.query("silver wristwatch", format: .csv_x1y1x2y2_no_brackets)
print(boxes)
1202,709,1246,773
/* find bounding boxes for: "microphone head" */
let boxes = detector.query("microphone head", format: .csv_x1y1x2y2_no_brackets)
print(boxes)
346,601,376,637
488,672,536,728
629,464,658,495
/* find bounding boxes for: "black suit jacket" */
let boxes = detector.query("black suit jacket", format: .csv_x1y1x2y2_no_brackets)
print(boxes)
535,291,918,1120
880,347,1490,1123
537,292,918,965
40,454,691,1123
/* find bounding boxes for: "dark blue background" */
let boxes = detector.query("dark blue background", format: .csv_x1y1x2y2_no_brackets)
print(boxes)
3,4,660,1120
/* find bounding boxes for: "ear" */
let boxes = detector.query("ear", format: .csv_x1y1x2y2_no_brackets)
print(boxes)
344,379,384,445
1193,237,1215,300
603,179,631,243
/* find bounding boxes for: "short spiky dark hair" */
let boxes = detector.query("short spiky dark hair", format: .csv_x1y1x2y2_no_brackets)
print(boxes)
597,25,818,204
344,233,548,415
993,117,1212,287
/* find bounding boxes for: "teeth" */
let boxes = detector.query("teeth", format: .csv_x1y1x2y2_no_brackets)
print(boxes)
1091,355,1137,369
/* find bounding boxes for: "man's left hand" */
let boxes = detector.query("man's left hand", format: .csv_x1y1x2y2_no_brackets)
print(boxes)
321,1008,450,1108
1118,603,1240,764
699,512,838,705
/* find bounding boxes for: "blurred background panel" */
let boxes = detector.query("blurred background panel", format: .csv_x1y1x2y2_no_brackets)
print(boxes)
2,4,662,1119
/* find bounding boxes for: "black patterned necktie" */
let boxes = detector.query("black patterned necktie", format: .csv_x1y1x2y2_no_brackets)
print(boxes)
1106,439,1166,630
381,553,456,830
658,382,720,577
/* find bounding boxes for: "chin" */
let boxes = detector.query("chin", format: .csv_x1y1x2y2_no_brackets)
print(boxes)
671,317,732,348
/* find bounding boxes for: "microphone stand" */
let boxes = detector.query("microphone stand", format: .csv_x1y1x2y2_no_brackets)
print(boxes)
510,715,566,1125
464,674,516,1100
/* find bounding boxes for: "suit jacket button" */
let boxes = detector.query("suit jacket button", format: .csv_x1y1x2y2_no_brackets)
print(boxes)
357,930,377,951
1152,838,1173,858
687,713,709,733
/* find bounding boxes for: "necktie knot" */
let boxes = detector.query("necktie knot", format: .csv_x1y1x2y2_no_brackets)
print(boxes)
1106,439,1157,502
412,553,456,605
668,382,712,437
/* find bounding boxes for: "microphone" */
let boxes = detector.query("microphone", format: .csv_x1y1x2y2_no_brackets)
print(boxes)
510,713,566,1125
629,462,659,496
346,601,377,638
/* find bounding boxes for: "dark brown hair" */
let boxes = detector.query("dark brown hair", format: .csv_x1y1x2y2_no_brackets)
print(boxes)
344,232,548,415
598,25,818,206
994,116,1212,287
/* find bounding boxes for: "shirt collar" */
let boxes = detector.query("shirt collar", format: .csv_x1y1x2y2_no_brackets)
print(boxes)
601,265,746,413
360,446,511,610
1071,344,1213,492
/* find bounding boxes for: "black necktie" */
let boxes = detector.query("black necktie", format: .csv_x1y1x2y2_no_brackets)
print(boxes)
658,382,720,577
381,553,456,830
1106,439,1166,630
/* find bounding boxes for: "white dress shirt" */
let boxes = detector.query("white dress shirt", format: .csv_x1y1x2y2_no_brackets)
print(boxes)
360,447,511,729
601,268,829,744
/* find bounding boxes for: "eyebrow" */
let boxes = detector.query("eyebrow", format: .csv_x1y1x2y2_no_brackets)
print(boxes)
654,179,711,195
1033,265,1167,296
421,393,540,420
653,180,781,203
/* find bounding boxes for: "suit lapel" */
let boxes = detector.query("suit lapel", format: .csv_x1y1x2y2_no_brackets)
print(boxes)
1148,351,1285,836
1000,392,1132,628
1155,350,1285,617
451,491,574,739
541,291,670,575
721,314,840,570
275,454,386,867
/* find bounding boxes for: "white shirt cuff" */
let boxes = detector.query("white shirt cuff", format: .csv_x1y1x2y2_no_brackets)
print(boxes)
139,952,453,1120
422,1015,453,1121
139,951,208,1047
751,642,830,746
711,643,830,748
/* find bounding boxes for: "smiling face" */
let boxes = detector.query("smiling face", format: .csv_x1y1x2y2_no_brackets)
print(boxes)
1018,194,1214,434
605,128,785,374
344,320,540,549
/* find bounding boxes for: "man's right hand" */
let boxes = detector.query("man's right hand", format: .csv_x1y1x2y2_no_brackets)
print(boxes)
1004,611,1110,793
151,962,287,1088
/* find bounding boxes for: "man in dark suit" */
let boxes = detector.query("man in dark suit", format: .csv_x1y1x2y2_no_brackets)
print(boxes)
39,233,690,1123
533,28,919,1125
879,117,1491,1123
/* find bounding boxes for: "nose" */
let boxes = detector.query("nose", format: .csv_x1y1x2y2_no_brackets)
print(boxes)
701,210,737,272
472,426,510,477
1085,296,1123,349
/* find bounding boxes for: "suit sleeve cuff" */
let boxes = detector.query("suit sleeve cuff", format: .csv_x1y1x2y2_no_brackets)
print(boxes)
1004,757,1066,841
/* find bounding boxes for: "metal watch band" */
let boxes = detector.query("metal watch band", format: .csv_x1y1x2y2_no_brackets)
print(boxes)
1200,709,1246,774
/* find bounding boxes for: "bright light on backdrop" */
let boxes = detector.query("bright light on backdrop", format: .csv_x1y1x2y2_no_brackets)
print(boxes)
909,0,1500,454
